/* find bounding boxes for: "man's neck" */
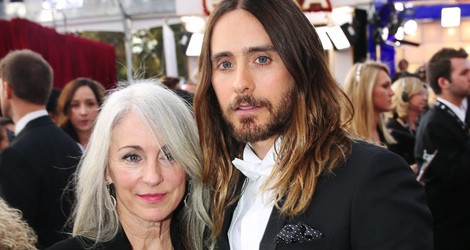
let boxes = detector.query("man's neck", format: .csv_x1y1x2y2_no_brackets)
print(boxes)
250,136,277,159
11,100,46,124
439,93,464,108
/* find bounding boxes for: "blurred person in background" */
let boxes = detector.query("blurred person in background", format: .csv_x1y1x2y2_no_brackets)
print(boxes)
416,65,427,82
47,88,61,123
0,117,13,151
56,77,105,150
0,49,82,248
0,197,37,250
160,76,194,108
387,76,428,171
415,48,470,249
342,61,397,149
181,81,197,94
392,59,414,82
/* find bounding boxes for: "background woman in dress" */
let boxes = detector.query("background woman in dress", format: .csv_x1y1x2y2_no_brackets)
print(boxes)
342,61,397,148
56,77,105,149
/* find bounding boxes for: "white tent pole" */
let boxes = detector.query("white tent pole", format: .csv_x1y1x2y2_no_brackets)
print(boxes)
118,0,133,83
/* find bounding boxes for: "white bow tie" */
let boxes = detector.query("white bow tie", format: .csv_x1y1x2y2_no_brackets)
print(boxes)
232,158,273,181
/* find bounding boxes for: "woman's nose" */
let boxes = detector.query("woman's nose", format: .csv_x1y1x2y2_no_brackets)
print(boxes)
142,161,164,186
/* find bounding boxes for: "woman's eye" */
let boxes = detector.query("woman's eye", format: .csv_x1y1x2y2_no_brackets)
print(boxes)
123,154,140,162
256,56,270,64
86,101,98,107
160,145,174,161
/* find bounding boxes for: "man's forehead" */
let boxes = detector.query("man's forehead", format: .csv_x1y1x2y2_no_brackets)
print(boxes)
450,58,470,68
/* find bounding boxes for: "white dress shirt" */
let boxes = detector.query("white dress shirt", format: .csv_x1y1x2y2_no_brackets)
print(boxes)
228,139,281,250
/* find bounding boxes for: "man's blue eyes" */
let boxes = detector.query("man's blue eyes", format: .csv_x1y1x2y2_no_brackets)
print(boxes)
257,56,269,63
220,56,270,69
221,61,232,68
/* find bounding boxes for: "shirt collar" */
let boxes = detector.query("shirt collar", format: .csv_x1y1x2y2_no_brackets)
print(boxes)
15,110,49,135
436,97,467,123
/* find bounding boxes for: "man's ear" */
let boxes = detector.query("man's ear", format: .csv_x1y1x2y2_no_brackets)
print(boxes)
437,76,450,90
3,81,13,99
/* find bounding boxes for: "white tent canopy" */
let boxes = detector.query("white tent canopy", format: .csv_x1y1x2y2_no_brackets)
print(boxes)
1,0,374,33
1,0,188,33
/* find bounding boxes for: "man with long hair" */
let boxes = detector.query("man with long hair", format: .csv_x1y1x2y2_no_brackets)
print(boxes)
194,0,432,249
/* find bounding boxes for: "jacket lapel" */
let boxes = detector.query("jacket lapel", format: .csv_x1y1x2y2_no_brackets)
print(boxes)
218,202,237,249
260,206,286,250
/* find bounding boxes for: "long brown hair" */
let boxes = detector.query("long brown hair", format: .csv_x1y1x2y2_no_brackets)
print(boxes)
56,77,105,141
194,0,353,244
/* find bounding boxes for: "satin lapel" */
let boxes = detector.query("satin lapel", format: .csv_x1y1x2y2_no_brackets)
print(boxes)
260,206,286,250
217,202,237,250
217,173,248,249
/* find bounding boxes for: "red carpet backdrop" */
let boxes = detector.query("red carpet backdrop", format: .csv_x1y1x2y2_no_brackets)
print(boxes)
0,18,117,89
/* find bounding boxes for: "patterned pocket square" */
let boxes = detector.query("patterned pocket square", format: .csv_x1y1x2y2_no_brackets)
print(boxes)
275,221,323,245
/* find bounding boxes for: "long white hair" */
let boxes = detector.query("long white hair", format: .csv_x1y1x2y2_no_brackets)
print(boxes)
71,81,211,249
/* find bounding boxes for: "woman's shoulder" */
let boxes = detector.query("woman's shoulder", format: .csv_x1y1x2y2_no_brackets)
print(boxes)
45,237,91,250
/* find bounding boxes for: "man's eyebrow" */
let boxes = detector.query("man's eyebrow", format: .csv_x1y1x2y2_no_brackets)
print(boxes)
244,45,276,54
211,45,277,61
211,51,232,62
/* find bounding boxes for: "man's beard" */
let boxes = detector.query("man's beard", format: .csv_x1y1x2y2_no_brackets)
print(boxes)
223,88,294,143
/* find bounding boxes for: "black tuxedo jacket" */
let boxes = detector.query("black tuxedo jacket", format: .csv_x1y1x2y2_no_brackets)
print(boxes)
414,104,470,250
218,141,433,249
0,115,82,248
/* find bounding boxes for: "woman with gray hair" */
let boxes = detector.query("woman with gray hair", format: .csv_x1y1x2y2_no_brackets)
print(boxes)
47,81,211,249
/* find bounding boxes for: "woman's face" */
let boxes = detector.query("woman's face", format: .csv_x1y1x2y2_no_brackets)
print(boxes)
107,112,186,226
373,70,394,113
409,86,428,113
69,85,99,133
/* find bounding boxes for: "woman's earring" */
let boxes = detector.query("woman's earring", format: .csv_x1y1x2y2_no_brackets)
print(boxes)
184,193,189,208
106,182,116,208
183,180,192,208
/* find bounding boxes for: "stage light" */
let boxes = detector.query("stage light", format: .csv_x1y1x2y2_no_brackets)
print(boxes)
326,25,350,50
6,2,26,17
381,27,389,41
395,26,404,40
403,19,417,35
186,33,203,57
394,2,404,12
315,26,333,50
441,7,461,27
181,16,206,33
42,0,83,10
